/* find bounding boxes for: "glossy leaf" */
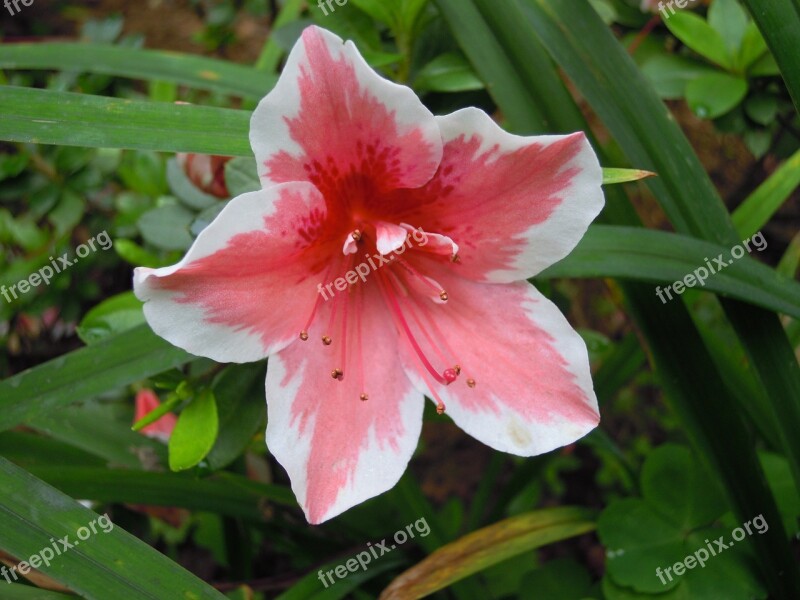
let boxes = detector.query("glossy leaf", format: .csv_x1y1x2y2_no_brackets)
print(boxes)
0,458,228,599
169,389,219,471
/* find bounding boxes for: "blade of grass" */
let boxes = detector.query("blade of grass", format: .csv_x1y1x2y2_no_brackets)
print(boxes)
255,0,306,73
740,1,800,112
379,507,595,599
0,43,274,99
539,225,800,319
0,458,227,599
439,1,800,596
732,148,800,238
521,0,800,539
24,466,295,520
0,324,195,432
0,86,251,155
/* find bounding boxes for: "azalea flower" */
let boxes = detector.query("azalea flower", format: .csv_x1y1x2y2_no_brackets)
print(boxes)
176,152,232,198
134,388,177,442
134,26,604,524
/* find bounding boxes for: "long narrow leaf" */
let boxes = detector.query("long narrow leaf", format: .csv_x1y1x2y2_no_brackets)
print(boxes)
379,507,595,599
0,458,227,599
0,86,251,155
519,0,800,511
0,43,274,98
740,1,800,112
540,225,800,319
0,324,194,432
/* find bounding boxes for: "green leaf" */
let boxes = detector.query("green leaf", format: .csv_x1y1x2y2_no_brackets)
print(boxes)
137,204,196,251
539,225,800,320
664,11,732,69
744,93,778,126
435,0,584,133
707,0,748,59
640,445,727,530
641,54,719,99
0,324,195,432
739,22,769,71
255,0,306,73
413,53,485,93
25,466,295,519
0,43,274,98
169,389,219,471
379,507,595,599
685,73,748,119
733,148,800,238
223,156,260,197
518,558,594,600
28,402,167,470
77,291,145,344
740,0,800,111
0,457,228,599
0,86,251,156
511,2,800,596
601,167,656,185
48,190,85,238
599,445,763,598
349,0,397,24
166,157,220,210
207,363,267,470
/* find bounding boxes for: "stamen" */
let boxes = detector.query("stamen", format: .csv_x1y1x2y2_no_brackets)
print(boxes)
299,331,309,341
360,393,369,401
396,257,446,301
467,378,476,388
378,273,450,386
321,335,332,345
351,229,362,242
331,368,343,380
451,254,461,263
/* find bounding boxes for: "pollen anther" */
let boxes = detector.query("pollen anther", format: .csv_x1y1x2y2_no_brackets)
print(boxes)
322,335,332,345
331,368,343,380
360,393,369,401
299,331,309,341
467,378,476,388
439,290,448,302
351,229,362,242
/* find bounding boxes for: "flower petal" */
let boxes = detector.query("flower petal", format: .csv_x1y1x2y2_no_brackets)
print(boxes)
394,108,603,283
134,182,330,363
265,284,424,524
400,266,599,456
251,26,442,194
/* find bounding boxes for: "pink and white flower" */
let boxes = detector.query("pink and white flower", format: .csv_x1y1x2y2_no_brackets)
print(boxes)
134,26,604,524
